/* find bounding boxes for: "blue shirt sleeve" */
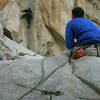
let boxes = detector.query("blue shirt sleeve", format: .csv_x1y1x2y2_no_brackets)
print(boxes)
65,22,75,49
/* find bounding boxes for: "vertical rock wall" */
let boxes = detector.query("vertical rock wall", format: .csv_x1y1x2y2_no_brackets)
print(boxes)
85,0,100,27
21,0,85,56
0,0,100,57
0,0,9,10
0,0,21,42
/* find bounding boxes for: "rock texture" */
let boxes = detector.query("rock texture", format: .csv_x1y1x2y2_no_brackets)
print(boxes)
0,0,9,10
0,1,100,100
0,0,85,57
0,0,21,42
0,0,99,57
0,24,43,60
0,52,100,100
85,0,100,27
26,0,85,56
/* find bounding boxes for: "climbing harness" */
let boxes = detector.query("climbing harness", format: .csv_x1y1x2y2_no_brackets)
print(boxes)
71,42,100,58
82,42,100,57
17,57,68,100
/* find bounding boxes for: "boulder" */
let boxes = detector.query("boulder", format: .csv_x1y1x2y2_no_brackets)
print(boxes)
0,0,21,42
0,24,43,60
0,52,100,100
73,56,100,96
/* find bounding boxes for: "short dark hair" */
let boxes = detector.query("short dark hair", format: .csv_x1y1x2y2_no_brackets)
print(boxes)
72,7,84,18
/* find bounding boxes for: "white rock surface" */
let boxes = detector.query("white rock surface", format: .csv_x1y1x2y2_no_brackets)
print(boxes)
0,24,43,60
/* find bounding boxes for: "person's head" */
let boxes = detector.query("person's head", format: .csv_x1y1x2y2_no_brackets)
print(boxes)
72,7,84,19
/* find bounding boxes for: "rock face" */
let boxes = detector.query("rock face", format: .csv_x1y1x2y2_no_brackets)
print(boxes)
85,0,100,27
0,1,100,100
24,0,85,56
0,0,99,57
0,52,100,100
0,24,43,60
0,0,85,57
0,0,21,42
0,0,9,10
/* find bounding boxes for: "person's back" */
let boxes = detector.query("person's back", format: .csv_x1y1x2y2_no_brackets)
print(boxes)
65,7,100,49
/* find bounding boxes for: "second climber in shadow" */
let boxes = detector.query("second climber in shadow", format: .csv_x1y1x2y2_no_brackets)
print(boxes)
21,8,32,28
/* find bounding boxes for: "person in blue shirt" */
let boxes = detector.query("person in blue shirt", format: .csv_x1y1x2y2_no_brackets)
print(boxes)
65,7,100,49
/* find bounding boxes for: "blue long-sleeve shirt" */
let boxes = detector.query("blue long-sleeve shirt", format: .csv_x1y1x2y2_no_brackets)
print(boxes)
65,17,100,49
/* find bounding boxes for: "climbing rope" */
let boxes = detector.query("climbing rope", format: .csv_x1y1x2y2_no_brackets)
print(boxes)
17,57,68,100
35,88,63,100
16,84,63,100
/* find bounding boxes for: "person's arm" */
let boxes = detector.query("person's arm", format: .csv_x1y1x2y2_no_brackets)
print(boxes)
65,22,75,49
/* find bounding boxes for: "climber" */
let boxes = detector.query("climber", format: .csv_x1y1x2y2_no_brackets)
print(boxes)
65,7,100,58
21,8,32,28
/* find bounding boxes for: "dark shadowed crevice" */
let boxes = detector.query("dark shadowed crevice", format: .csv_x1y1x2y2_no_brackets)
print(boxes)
41,0,65,50
3,27,13,40
87,0,100,10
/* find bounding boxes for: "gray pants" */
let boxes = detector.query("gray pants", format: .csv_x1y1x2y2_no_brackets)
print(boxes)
84,45,100,57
